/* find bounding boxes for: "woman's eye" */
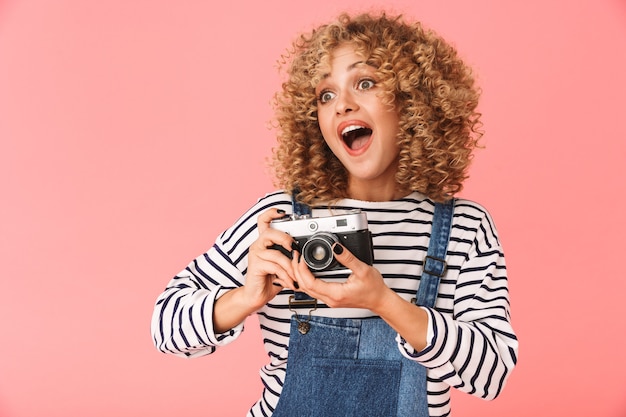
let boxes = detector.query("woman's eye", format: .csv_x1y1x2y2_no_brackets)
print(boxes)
358,79,376,90
318,91,335,104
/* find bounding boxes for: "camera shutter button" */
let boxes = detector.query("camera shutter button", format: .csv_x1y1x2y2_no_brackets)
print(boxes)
308,221,318,232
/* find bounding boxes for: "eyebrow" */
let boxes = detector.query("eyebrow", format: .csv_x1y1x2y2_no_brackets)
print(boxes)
347,60,366,71
320,60,368,80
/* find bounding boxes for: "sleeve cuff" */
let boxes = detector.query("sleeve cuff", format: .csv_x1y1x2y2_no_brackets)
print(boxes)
205,286,245,346
397,307,458,368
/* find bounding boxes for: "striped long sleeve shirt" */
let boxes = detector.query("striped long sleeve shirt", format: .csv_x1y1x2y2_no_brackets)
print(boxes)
151,191,518,417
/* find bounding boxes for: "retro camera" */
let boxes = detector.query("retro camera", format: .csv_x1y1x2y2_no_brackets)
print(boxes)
269,211,374,277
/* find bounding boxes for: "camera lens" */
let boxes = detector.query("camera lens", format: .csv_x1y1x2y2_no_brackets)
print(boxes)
301,232,338,271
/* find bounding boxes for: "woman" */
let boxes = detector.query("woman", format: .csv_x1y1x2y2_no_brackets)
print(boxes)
151,12,518,417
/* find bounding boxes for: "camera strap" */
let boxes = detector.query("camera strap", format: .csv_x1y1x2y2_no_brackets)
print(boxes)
288,192,454,313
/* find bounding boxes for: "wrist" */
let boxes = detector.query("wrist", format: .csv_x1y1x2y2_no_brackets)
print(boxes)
230,286,263,316
213,287,258,334
372,289,430,351
370,285,402,316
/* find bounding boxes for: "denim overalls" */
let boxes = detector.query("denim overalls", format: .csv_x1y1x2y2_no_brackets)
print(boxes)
271,196,454,417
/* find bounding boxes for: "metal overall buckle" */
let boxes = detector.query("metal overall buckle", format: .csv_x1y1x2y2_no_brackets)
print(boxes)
412,255,448,305
423,255,448,277
288,295,317,335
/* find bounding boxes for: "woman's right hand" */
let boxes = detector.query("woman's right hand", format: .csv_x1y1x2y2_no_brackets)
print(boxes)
241,208,299,309
213,208,298,334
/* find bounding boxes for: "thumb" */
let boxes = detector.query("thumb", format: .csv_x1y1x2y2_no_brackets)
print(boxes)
332,243,366,274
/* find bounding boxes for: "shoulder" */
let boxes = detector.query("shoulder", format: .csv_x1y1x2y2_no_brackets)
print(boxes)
453,198,493,221
218,190,292,244
452,197,502,246
237,190,293,221
253,190,293,211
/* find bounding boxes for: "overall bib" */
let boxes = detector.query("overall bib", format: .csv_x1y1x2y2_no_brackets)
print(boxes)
272,198,454,417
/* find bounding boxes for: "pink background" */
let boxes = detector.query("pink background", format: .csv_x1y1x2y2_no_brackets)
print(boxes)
1,0,626,416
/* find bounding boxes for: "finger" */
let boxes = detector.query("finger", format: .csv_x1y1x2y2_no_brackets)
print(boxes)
331,243,368,275
271,275,286,288
271,271,298,291
257,208,289,233
255,240,300,276
266,252,301,290
292,253,337,300
252,248,295,277
254,228,299,254
269,277,288,296
292,252,314,287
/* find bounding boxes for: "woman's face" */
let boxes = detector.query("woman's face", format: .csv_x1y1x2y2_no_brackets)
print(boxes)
315,44,402,201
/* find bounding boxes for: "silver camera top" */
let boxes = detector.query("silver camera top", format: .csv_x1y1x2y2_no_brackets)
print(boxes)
270,210,368,237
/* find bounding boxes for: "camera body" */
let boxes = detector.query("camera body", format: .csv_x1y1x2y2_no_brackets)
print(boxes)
269,210,374,277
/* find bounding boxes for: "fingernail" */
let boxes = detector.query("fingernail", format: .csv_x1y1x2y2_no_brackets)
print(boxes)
333,244,344,255
291,241,300,252
277,209,286,214
294,281,300,289
272,282,282,287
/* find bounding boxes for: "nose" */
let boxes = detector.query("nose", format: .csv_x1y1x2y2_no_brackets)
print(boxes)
335,90,359,115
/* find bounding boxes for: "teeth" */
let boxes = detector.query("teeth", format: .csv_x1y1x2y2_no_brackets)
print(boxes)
341,125,367,136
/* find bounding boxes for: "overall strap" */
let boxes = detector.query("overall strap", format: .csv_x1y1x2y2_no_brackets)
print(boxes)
415,199,455,308
292,190,312,217
290,191,316,304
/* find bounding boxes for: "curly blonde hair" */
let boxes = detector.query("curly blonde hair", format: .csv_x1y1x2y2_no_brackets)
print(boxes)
271,12,482,204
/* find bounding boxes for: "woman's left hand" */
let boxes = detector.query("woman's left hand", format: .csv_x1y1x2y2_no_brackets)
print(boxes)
292,243,393,311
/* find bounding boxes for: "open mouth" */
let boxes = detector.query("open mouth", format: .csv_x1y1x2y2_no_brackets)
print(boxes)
341,125,373,151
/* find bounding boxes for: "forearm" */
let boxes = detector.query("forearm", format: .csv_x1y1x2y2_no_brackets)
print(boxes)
373,283,517,400
415,307,517,399
212,286,261,334
151,266,250,356
151,284,232,357
372,287,430,352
